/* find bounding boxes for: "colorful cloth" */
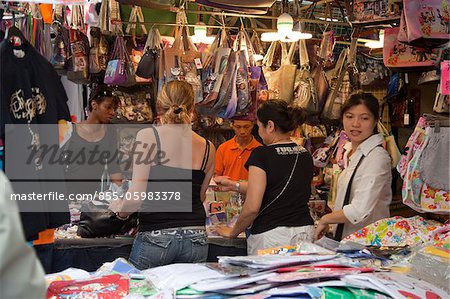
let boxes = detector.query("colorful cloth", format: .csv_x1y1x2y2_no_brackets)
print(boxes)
343,216,445,247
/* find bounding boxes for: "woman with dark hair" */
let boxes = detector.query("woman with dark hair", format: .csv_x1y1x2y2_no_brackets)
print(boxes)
315,91,392,241
64,85,122,196
215,100,315,255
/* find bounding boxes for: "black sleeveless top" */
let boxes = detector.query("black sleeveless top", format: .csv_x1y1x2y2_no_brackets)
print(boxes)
138,127,210,231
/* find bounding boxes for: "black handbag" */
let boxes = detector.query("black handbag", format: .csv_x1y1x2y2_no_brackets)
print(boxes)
77,200,137,238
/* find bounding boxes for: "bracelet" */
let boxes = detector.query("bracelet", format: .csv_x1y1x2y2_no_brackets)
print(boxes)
234,181,240,192
115,212,130,221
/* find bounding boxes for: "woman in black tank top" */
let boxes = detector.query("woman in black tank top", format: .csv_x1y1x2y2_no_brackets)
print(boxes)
115,81,215,269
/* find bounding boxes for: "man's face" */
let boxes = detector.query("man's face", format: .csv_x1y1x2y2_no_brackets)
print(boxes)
232,120,254,139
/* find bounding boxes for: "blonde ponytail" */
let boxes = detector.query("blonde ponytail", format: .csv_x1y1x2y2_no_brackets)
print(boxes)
158,81,194,124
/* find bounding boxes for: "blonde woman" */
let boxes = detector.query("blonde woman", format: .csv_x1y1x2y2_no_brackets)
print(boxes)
116,81,215,269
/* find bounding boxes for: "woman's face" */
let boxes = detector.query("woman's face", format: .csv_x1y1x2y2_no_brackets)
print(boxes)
92,97,116,124
342,104,377,145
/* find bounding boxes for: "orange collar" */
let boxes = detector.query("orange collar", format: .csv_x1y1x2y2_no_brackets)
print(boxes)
230,137,260,151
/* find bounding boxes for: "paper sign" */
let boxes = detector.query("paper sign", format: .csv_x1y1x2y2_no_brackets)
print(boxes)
441,61,450,95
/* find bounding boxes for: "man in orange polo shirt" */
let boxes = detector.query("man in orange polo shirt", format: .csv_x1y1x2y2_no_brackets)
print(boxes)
215,120,262,181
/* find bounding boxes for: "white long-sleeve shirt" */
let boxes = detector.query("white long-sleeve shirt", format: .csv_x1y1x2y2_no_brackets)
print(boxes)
333,134,392,238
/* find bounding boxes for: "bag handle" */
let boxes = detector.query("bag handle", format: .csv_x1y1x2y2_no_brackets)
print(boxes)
110,36,120,60
262,41,277,67
203,28,222,69
325,48,349,116
254,152,300,219
299,39,309,67
377,120,390,136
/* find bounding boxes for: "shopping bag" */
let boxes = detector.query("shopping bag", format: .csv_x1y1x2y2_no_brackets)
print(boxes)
349,0,401,24
383,27,442,71
66,29,90,84
263,41,297,103
104,36,136,86
293,39,323,124
321,38,359,125
398,0,450,47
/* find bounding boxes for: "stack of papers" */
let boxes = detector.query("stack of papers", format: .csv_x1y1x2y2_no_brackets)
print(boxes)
218,254,336,270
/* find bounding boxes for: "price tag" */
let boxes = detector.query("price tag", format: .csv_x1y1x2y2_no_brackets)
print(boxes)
404,114,410,126
441,61,450,95
194,58,203,70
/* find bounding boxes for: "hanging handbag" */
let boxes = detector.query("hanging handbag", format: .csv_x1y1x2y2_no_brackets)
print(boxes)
321,38,359,126
398,0,450,47
104,36,136,86
377,121,402,169
89,28,109,74
234,28,252,117
263,41,297,103
50,21,70,72
293,39,322,124
67,29,90,84
356,54,389,87
163,10,203,102
348,0,400,24
319,31,336,70
200,29,232,108
136,28,162,79
383,27,442,71
217,52,239,119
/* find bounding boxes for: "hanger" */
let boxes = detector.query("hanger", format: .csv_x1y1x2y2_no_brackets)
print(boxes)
423,113,450,133
4,9,25,47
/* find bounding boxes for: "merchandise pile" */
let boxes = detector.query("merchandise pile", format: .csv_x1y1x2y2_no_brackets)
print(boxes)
45,228,449,299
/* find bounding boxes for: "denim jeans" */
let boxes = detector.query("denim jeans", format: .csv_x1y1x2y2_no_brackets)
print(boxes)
129,227,208,270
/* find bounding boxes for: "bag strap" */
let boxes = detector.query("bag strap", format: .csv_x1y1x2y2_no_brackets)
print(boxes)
334,155,365,241
325,48,349,116
263,41,277,67
299,39,309,66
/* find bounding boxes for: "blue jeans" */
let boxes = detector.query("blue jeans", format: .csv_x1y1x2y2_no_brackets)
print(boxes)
129,227,208,270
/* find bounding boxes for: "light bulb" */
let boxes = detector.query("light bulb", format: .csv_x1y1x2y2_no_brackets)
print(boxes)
287,31,312,40
191,22,215,44
194,22,207,38
277,13,294,36
365,30,384,48
261,32,281,42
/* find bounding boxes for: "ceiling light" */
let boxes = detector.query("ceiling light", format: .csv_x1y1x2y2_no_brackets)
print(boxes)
261,13,312,43
253,54,264,61
277,13,294,36
365,30,384,49
191,22,215,44
261,32,281,42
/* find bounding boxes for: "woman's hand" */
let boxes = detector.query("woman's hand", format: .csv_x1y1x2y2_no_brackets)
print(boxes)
315,219,330,240
213,176,235,192
215,224,234,238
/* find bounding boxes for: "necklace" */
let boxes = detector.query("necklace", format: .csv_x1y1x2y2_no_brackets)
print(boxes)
270,138,292,145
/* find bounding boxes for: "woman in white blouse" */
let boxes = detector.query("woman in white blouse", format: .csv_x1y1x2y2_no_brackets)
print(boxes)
315,91,392,241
